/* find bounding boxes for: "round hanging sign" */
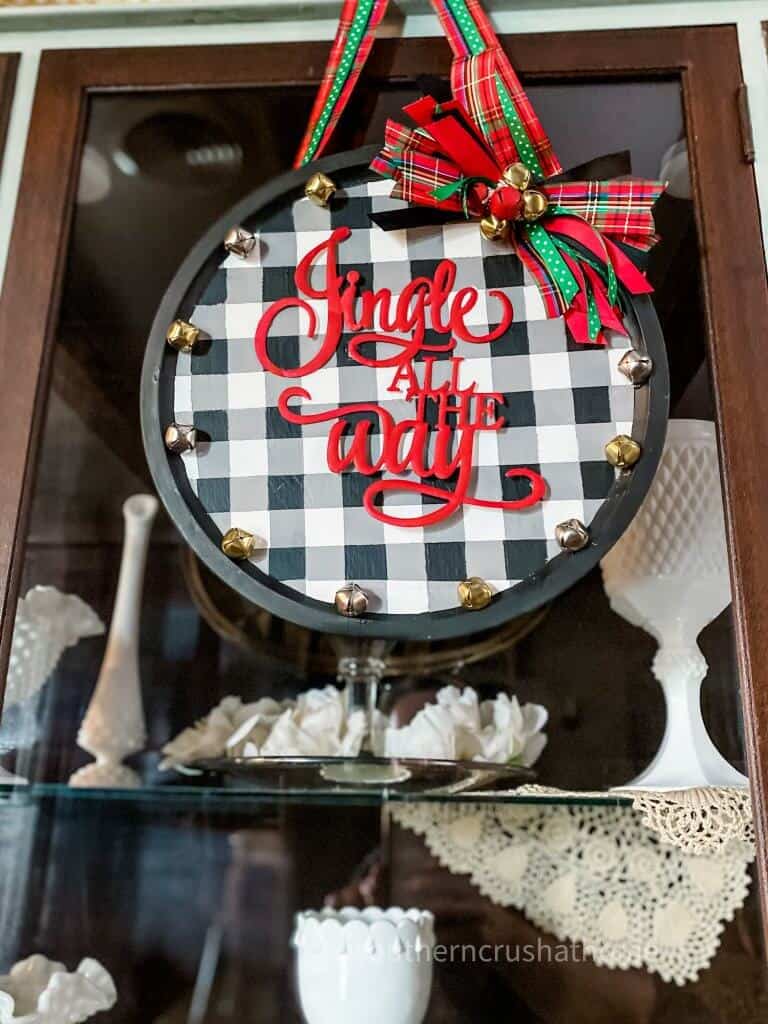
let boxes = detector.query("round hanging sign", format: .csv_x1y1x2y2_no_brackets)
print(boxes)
141,146,668,640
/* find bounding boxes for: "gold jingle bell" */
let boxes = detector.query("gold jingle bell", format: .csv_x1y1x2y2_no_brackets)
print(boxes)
221,527,261,560
521,189,549,222
166,319,200,354
502,162,532,191
479,213,509,242
458,576,493,611
334,582,369,617
605,434,642,469
304,171,337,208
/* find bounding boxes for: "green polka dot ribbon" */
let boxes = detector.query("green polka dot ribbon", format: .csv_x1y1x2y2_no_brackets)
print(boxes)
295,0,386,167
442,0,546,177
295,0,558,179
525,223,579,307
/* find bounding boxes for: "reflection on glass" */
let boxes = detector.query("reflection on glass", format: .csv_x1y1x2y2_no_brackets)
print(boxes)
0,78,760,1024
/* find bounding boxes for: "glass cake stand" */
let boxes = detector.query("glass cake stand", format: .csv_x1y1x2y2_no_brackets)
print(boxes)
176,555,547,792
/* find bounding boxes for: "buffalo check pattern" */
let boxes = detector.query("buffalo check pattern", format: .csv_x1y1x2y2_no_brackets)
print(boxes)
173,178,635,614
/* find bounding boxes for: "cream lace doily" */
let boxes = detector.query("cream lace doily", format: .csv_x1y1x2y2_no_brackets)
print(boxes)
629,787,753,854
517,784,754,855
392,798,754,985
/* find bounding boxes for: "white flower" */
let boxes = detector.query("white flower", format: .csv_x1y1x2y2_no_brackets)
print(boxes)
379,687,548,766
433,685,486,757
243,686,366,758
476,693,548,766
162,685,548,769
435,686,482,731
382,705,459,760
161,696,284,769
225,697,288,756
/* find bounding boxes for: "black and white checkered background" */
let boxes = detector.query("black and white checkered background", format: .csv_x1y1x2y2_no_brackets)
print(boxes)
173,179,635,614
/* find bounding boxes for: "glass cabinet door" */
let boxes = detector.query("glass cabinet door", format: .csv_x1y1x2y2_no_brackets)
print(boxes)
0,26,766,1023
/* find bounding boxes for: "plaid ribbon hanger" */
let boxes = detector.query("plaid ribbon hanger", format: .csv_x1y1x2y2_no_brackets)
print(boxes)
296,0,666,346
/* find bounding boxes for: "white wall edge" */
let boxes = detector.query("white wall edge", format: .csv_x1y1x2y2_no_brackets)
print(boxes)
0,2,766,49
0,51,38,292
737,16,768,253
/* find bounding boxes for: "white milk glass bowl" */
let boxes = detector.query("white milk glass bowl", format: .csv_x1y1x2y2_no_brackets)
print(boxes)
293,906,434,1024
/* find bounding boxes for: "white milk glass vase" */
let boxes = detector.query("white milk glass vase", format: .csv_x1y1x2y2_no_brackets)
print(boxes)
601,419,747,790
69,494,158,788
293,907,434,1024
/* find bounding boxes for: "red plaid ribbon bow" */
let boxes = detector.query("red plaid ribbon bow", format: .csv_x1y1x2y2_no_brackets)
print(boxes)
371,58,665,345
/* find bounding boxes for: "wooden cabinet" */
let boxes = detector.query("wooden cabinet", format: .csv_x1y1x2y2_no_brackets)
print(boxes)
0,18,766,1021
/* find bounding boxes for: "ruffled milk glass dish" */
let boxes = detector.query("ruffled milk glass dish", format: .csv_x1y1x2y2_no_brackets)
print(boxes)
1,588,104,784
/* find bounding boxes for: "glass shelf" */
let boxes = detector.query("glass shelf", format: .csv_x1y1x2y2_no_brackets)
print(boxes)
0,780,633,811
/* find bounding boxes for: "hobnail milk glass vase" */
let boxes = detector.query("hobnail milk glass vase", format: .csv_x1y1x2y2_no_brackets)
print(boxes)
600,419,747,790
293,907,434,1024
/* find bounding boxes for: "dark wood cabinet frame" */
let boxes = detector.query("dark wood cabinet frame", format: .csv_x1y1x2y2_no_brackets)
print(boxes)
1,28,768,934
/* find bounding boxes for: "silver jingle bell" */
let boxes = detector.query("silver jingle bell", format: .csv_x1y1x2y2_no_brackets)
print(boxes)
555,518,590,552
164,423,197,453
334,582,369,617
224,225,257,260
618,349,653,386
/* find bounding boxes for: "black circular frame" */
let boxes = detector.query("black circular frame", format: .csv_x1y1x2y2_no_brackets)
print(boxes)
141,145,670,641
